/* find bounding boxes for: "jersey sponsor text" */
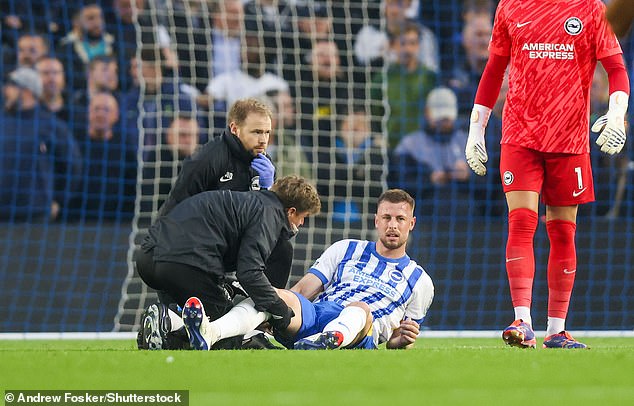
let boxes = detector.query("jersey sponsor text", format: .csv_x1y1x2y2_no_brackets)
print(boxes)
522,42,574,59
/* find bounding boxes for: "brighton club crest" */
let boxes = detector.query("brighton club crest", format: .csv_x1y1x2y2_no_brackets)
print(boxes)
564,17,583,35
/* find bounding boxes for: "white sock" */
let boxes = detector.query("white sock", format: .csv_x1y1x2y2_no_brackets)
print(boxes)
168,308,184,331
546,317,565,337
514,306,532,326
211,298,268,340
323,306,368,347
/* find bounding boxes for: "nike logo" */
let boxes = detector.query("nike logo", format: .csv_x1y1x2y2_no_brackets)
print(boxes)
219,172,233,182
572,187,587,197
563,268,576,274
506,257,525,263
516,21,532,28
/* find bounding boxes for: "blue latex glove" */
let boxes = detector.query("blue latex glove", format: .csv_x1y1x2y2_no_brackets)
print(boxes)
250,153,275,189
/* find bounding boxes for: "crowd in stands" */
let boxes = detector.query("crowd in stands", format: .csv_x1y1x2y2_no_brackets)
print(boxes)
1,0,631,224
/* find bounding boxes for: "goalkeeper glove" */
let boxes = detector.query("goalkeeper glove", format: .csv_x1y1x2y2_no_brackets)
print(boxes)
592,90,628,155
465,104,491,176
251,153,275,189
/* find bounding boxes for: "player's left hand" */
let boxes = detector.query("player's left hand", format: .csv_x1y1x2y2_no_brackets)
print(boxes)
386,319,419,349
251,153,275,189
593,90,628,155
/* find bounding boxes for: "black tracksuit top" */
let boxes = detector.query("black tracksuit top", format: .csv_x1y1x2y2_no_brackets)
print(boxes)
144,189,292,313
158,128,270,217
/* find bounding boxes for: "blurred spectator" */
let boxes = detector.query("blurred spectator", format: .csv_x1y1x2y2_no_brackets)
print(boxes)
142,114,200,214
371,21,436,149
90,55,119,95
282,2,333,83
317,104,384,223
36,55,69,123
268,89,295,135
165,115,199,159
606,0,634,37
447,11,493,118
261,90,313,180
295,2,332,45
169,0,212,93
71,55,119,118
355,0,438,73
0,67,81,221
296,39,357,163
58,3,115,90
1,0,66,45
110,0,143,91
119,47,197,160
389,87,469,200
243,0,296,74
110,0,176,92
210,0,245,77
420,0,494,71
199,31,289,117
15,33,49,68
86,92,120,142
329,1,373,67
70,91,137,220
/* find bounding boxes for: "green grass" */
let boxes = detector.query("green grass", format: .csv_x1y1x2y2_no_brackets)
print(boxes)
1,338,634,405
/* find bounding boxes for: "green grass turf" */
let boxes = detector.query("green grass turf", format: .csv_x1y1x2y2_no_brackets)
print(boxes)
1,338,634,405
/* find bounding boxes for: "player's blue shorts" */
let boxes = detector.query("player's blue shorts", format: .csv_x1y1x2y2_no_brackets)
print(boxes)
275,292,377,350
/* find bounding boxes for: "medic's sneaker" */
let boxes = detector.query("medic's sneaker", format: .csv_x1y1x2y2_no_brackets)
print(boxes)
137,303,171,350
241,332,283,350
182,297,218,350
502,319,537,348
543,331,589,349
294,331,344,350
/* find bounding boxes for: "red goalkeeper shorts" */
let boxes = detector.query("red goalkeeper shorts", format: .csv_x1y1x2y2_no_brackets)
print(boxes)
499,143,595,206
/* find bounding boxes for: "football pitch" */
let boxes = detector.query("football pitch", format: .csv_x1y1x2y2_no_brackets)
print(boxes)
1,337,634,405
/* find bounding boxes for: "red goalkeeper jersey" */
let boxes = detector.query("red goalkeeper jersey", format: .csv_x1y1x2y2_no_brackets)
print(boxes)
490,0,622,153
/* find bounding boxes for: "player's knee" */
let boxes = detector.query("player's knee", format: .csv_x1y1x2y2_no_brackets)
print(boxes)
508,208,538,235
348,301,371,312
347,302,372,327
546,219,577,245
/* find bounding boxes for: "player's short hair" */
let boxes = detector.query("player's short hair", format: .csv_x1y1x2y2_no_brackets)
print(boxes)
228,98,273,126
271,175,321,215
377,189,415,213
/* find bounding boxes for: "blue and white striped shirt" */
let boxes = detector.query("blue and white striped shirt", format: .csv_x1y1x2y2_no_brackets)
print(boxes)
308,239,434,345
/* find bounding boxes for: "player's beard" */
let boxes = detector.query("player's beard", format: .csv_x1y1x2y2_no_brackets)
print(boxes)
379,234,406,251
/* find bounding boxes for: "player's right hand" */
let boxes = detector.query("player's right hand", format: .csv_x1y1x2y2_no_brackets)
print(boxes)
465,105,491,176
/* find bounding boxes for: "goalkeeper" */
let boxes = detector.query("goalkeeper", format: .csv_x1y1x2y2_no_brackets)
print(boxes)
465,0,629,349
